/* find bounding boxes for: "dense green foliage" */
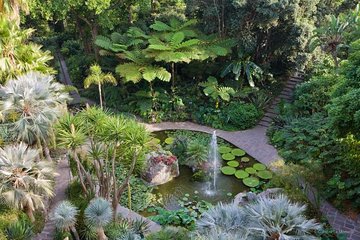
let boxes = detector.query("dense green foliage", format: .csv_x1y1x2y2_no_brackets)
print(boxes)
269,8,360,211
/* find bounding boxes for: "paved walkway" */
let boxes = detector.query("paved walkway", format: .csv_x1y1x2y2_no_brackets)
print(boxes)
34,156,71,240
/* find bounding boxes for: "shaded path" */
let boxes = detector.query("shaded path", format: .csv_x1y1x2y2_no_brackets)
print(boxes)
34,156,71,240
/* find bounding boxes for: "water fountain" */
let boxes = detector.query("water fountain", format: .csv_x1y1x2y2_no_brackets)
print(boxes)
206,130,220,195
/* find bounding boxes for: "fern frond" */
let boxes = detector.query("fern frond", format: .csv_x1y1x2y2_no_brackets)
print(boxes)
116,63,142,83
150,21,172,32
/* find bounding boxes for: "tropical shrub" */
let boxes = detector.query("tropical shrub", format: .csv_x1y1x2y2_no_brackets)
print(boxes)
184,140,208,169
222,102,262,130
145,226,190,240
0,17,54,83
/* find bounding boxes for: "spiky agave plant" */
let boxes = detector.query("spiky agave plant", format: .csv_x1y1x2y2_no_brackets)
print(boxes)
195,202,253,239
0,142,55,222
244,194,323,240
51,201,80,240
85,197,113,240
0,72,70,160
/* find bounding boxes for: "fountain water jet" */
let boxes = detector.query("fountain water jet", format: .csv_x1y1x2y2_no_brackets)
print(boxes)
206,130,220,195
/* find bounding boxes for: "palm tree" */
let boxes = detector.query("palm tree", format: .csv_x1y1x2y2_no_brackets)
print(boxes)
84,64,117,109
51,201,80,240
0,0,29,25
0,72,70,160
0,142,55,222
85,198,113,240
0,17,54,83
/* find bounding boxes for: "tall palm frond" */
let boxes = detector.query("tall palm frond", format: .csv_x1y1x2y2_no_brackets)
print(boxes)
84,64,117,108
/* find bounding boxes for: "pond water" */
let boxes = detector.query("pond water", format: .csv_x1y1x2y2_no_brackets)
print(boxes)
151,130,264,207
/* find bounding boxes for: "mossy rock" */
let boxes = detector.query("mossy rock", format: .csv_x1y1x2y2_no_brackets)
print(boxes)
257,170,273,179
242,177,260,187
164,137,174,144
253,163,266,171
221,166,236,175
241,157,250,162
245,167,256,174
231,148,246,156
227,161,239,167
235,170,249,179
219,146,232,154
222,153,235,161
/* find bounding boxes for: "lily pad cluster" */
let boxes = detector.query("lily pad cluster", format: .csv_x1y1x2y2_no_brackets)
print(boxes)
219,146,245,162
220,159,273,188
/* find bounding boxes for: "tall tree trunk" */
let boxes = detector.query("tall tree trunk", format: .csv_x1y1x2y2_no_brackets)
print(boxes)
98,83,103,108
171,62,175,94
213,0,222,37
96,228,107,240
128,4,133,24
73,151,89,196
70,226,80,240
91,24,100,61
42,140,52,161
24,205,35,223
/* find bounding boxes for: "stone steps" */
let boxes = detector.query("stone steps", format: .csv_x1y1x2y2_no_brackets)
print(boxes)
257,72,305,127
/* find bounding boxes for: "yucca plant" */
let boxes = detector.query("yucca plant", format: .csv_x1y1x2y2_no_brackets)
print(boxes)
199,76,235,108
0,142,55,222
0,72,70,160
244,194,322,240
51,201,80,240
5,219,34,240
55,113,94,197
196,202,252,239
196,194,322,239
84,64,117,109
85,198,113,240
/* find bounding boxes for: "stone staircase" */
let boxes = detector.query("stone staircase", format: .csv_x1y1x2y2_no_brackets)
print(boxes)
258,71,305,127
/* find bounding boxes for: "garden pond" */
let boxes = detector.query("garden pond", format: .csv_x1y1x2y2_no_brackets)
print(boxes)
148,130,273,207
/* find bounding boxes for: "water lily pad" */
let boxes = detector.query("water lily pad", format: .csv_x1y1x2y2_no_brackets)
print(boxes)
164,137,174,145
152,138,161,144
222,153,235,161
221,166,236,175
242,177,260,187
235,170,249,179
227,161,239,167
232,148,246,156
253,163,266,171
257,170,273,179
241,157,250,162
219,146,232,154
245,167,256,174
